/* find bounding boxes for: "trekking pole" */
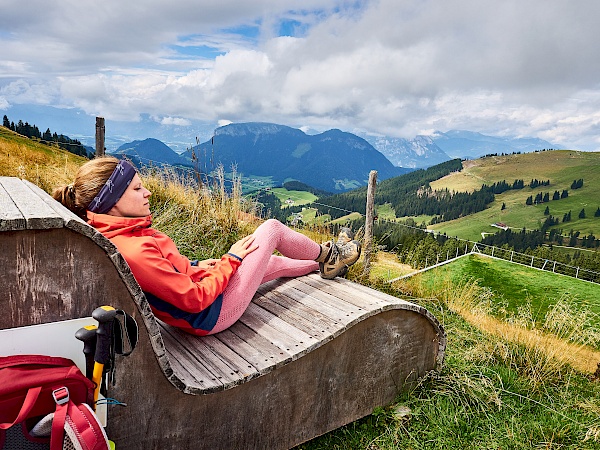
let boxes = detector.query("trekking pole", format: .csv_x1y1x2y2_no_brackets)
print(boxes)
75,324,97,380
91,306,117,408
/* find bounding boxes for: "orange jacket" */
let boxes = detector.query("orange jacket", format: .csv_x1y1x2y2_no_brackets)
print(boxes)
88,212,241,335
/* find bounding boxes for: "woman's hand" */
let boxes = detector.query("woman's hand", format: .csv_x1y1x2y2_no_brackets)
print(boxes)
228,235,259,260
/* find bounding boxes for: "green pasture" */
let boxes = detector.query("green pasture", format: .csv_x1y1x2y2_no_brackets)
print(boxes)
426,151,600,241
271,187,317,208
416,253,600,327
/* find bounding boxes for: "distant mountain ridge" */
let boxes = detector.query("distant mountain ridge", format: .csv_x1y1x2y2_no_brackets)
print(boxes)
110,122,409,192
362,130,561,168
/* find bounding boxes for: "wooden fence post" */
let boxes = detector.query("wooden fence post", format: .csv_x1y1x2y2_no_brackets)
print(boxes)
95,117,105,157
363,170,377,277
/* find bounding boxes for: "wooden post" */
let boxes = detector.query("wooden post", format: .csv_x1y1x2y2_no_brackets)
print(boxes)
363,170,377,277
95,117,105,157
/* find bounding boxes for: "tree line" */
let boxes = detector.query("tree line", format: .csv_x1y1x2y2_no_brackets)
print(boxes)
2,115,91,158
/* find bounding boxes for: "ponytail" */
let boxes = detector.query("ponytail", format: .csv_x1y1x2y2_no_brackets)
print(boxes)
52,156,121,220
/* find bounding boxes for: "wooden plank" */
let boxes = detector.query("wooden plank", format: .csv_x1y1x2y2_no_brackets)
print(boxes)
212,328,277,374
262,279,352,323
159,324,225,393
245,302,315,350
239,303,313,355
0,177,63,229
0,181,25,231
199,335,260,380
283,277,364,318
161,324,257,389
301,273,390,309
227,322,293,369
331,275,414,306
254,289,337,342
256,285,341,331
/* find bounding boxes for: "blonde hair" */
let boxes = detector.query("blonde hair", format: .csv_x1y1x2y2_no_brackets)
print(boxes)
53,156,120,220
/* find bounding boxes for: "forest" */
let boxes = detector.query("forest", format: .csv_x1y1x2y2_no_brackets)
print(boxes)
2,115,91,158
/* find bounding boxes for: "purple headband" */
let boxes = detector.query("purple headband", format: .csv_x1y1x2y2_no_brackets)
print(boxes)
88,160,137,214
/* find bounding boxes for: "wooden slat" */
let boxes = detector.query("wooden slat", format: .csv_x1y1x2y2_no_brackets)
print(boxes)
301,273,389,309
256,285,340,333
244,302,315,350
253,290,335,342
212,328,279,374
159,324,223,392
263,279,352,323
0,181,25,231
0,177,63,229
239,303,312,355
332,275,414,306
161,324,256,389
227,322,293,369
283,277,364,318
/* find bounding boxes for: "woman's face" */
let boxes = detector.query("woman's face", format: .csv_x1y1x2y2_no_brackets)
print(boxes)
108,174,152,217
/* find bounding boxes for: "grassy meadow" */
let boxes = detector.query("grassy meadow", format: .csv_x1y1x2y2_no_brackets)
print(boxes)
428,151,600,242
3,129,600,449
414,253,600,320
0,126,86,192
271,187,317,207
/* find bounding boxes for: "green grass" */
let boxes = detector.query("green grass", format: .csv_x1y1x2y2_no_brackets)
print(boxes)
271,187,317,208
417,254,600,325
427,151,600,241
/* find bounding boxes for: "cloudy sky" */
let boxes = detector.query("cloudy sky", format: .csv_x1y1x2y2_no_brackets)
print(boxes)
1,0,600,150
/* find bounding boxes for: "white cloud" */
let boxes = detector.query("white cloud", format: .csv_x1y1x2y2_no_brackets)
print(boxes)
159,116,192,126
1,0,600,150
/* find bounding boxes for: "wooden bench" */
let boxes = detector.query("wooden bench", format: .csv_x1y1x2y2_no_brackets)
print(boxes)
0,176,446,449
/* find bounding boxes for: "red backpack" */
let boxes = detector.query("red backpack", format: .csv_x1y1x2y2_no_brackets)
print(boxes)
0,355,110,450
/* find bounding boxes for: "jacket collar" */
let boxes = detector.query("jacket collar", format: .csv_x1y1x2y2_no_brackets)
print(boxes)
87,211,152,239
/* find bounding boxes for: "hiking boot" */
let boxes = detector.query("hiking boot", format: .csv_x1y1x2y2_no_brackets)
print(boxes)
336,227,354,246
319,239,361,279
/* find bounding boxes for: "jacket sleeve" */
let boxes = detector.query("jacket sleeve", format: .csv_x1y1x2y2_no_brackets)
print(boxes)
123,238,242,313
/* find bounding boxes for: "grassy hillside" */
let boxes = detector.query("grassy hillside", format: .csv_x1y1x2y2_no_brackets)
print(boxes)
415,253,600,322
429,151,600,241
0,126,85,192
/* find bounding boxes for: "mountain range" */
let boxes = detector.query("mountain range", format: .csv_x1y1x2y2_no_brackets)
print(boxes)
111,122,409,192
361,130,560,168
109,121,562,192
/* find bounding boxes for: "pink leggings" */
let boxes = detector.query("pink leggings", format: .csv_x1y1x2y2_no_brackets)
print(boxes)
209,219,320,334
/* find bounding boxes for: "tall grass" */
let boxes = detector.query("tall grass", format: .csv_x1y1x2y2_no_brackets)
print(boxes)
0,127,84,192
142,165,260,260
393,274,600,382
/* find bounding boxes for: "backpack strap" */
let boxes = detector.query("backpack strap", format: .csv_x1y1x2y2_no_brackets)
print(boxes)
50,387,69,450
0,386,42,429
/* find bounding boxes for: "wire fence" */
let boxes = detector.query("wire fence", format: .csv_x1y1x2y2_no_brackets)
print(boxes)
389,239,600,285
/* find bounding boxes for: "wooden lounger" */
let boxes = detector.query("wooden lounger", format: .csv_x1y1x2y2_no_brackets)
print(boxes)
0,176,446,450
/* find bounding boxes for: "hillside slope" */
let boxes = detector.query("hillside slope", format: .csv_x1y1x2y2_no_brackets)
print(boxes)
0,127,84,192
428,150,600,241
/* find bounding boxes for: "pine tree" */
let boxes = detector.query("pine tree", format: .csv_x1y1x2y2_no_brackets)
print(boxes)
579,208,586,219
544,206,549,215
2,115,9,128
